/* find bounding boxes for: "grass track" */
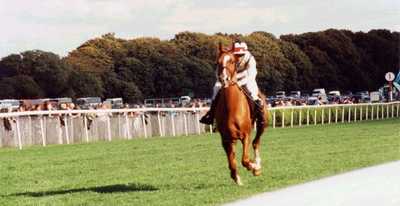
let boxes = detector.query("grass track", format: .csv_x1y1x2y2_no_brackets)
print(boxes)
0,119,399,206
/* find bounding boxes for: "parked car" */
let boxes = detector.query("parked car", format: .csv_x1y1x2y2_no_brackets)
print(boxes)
327,91,341,103
312,88,328,103
103,98,124,109
369,91,381,102
76,97,102,109
0,99,20,111
275,91,286,98
179,96,191,106
312,88,326,96
289,91,301,98
353,91,370,103
52,97,73,106
328,91,341,96
307,97,322,105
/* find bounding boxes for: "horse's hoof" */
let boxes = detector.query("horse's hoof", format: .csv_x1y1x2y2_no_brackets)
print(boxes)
234,175,243,186
235,180,243,186
253,169,262,176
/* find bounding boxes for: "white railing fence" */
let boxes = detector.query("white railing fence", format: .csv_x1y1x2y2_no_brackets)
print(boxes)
268,102,400,128
0,102,399,149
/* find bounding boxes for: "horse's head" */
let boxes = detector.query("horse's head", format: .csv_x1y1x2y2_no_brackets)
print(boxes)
217,42,237,88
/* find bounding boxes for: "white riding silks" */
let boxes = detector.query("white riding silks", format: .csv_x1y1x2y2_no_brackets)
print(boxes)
212,51,260,101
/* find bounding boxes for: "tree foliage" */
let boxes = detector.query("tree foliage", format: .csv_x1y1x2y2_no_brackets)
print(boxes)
0,29,398,102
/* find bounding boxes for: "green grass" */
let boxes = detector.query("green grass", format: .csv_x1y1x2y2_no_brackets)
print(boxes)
1,119,399,206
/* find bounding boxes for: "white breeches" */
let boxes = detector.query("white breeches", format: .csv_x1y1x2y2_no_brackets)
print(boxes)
212,82,222,100
212,80,260,101
245,80,260,100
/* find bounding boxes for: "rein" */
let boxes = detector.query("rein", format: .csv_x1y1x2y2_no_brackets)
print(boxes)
223,77,263,108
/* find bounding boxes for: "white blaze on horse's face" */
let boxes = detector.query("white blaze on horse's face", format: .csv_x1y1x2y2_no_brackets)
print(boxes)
223,55,231,68
221,55,231,87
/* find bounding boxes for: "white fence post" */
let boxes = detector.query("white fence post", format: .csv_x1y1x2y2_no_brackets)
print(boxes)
70,115,74,142
141,114,147,138
273,111,276,128
391,104,394,118
157,112,162,137
307,109,310,126
348,106,351,122
335,107,338,123
386,104,389,119
299,109,302,127
15,117,22,150
40,116,46,146
342,107,345,123
377,105,379,120
28,116,32,142
58,118,63,144
195,111,201,135
290,109,294,128
354,106,357,122
321,108,325,125
328,108,331,124
314,109,317,125
84,115,89,143
64,116,70,144
386,104,389,118
171,113,176,137
124,113,131,139
282,111,285,128
371,105,374,120
107,116,112,141
183,113,188,136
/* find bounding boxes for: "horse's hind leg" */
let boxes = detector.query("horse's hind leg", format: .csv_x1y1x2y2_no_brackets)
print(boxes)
252,124,265,176
222,140,242,185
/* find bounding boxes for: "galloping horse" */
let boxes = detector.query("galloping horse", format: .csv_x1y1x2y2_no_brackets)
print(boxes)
215,43,268,185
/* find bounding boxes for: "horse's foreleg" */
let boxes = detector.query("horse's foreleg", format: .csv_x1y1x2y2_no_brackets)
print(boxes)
222,140,242,185
241,135,257,171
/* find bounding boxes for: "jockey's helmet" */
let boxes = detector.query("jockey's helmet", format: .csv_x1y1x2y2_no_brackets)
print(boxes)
233,42,248,55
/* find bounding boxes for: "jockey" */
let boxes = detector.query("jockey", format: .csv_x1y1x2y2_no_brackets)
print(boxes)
200,41,265,126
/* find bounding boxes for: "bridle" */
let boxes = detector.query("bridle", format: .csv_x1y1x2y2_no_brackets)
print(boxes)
219,53,238,88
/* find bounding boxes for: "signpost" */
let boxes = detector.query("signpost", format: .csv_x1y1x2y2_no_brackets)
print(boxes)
385,72,395,102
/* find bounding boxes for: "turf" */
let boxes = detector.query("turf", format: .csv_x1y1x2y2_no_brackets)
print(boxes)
0,119,399,206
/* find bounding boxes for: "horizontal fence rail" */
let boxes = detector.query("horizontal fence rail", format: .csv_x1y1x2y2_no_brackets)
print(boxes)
0,102,399,149
268,102,400,129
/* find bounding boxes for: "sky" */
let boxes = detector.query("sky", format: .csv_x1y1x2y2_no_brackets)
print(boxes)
0,0,399,58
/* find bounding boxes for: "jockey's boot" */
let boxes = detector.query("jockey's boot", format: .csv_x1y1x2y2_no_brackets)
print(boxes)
255,99,266,127
200,98,218,125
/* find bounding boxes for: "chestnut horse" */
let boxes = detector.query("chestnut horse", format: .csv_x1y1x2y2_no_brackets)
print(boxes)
215,43,268,185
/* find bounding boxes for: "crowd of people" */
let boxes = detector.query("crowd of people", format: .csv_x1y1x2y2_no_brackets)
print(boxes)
269,96,361,107
0,94,392,115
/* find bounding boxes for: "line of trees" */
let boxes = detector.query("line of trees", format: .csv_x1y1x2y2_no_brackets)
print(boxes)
0,29,398,103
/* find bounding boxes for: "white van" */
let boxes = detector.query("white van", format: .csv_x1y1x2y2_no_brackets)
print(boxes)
179,96,191,105
312,88,328,103
328,91,341,96
275,91,286,98
370,91,380,102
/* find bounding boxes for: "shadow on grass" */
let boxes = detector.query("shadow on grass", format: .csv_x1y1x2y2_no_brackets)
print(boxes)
10,183,158,197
